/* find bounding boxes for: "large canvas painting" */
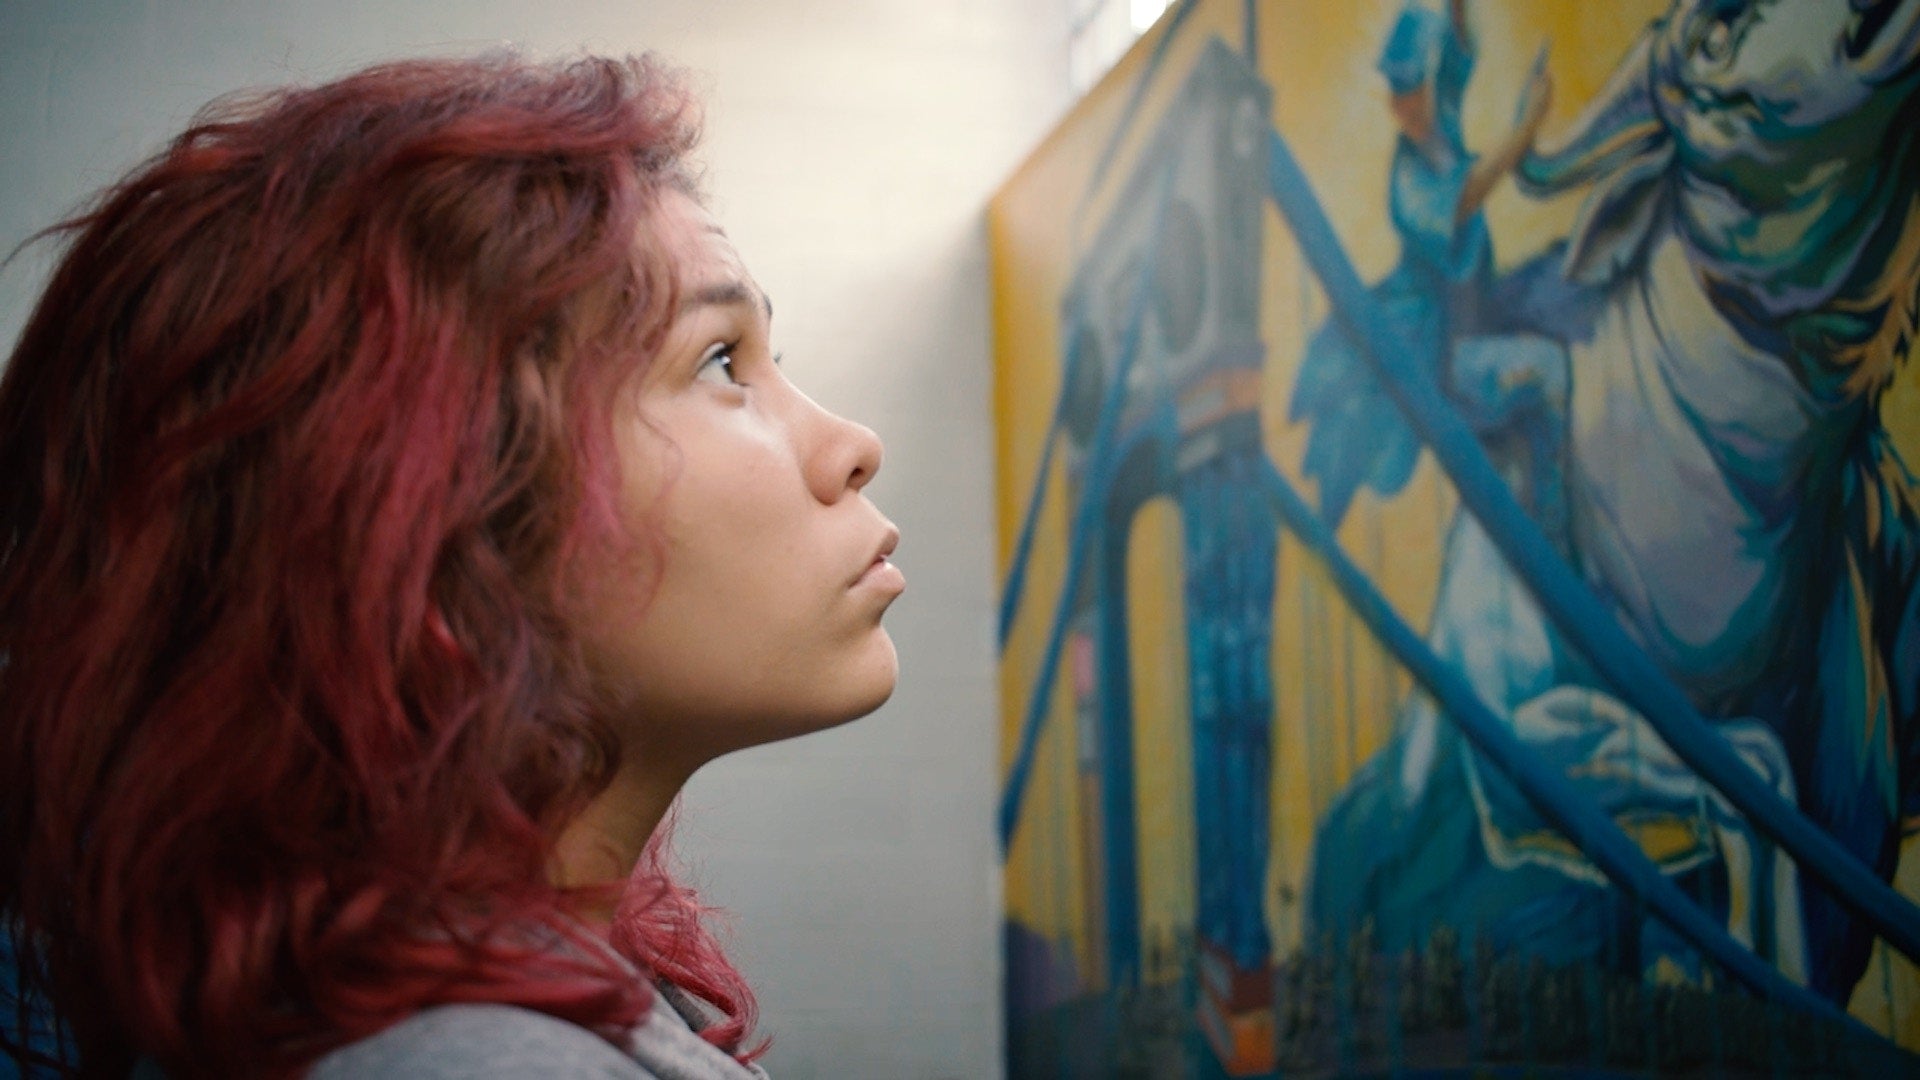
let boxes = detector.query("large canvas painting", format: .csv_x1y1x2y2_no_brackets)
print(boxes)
991,1,1920,1075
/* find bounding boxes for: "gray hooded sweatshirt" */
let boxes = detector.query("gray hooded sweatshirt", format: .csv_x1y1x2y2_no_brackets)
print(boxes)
305,982,769,1080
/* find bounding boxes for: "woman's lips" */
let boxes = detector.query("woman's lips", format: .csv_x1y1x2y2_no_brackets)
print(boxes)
854,525,903,594
855,555,906,595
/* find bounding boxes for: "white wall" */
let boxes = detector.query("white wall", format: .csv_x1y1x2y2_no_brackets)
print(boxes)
0,3,1069,1077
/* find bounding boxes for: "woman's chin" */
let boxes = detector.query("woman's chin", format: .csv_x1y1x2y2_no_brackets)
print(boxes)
821,634,901,729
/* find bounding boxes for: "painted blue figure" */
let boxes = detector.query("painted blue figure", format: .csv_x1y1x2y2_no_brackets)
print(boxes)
1305,0,1920,1005
1289,0,1567,535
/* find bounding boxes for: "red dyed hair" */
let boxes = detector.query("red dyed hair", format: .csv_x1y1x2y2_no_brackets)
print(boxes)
0,52,757,1078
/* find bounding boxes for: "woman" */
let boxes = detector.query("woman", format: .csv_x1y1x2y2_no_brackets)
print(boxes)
0,51,904,1078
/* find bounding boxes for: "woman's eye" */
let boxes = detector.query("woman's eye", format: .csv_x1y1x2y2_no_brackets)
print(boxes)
695,343,740,386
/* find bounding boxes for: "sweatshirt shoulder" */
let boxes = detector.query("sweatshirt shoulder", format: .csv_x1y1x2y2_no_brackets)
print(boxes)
307,1003,655,1080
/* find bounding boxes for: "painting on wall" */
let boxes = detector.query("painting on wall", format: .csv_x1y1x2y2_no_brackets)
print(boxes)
990,1,1920,1075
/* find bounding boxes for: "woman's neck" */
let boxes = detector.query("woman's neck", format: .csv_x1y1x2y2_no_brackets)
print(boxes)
552,754,696,925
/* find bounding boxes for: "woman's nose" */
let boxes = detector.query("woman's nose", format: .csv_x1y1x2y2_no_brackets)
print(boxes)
802,394,884,502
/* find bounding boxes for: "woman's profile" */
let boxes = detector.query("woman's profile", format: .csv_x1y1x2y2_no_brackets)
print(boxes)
0,51,904,1079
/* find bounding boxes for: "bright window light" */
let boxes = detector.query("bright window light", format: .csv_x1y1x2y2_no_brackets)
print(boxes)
1129,0,1170,33
1068,0,1173,93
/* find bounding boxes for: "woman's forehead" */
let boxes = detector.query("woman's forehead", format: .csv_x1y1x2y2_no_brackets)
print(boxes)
656,189,754,291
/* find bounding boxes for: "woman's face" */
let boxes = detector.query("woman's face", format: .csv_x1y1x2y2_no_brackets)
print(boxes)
572,189,904,768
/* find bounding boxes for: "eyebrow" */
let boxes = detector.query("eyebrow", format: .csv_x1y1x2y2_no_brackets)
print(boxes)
685,280,773,320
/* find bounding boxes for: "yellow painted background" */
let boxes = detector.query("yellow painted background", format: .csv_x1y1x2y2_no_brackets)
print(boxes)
990,0,1920,1045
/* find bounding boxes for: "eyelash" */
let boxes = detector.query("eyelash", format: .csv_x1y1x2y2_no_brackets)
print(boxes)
697,342,783,387
698,342,742,385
